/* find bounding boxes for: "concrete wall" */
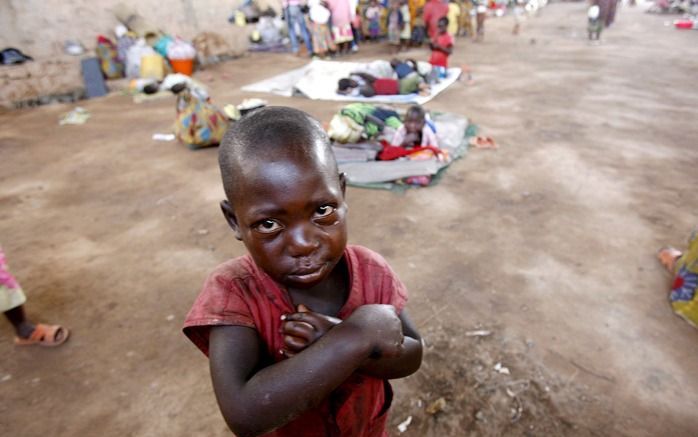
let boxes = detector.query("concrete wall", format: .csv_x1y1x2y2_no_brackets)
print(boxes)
0,0,282,107
0,0,282,59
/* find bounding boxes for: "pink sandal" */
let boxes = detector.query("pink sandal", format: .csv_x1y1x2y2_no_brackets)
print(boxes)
14,323,70,347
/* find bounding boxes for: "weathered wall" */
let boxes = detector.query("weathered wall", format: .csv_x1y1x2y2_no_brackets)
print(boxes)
0,0,282,59
0,0,282,107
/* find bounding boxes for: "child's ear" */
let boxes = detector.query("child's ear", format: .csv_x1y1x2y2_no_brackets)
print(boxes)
339,172,347,197
220,200,242,240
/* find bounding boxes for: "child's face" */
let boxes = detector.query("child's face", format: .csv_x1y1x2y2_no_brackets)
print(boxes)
404,113,425,134
438,20,448,33
225,147,348,290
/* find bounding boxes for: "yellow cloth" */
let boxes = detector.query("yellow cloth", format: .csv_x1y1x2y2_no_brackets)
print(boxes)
670,230,698,328
409,0,426,22
447,3,461,35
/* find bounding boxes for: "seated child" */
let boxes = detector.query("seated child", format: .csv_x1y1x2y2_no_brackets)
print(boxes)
392,104,438,148
183,106,423,437
429,17,454,79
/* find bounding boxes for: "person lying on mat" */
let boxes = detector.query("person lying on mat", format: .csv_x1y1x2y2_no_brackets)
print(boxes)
337,72,429,97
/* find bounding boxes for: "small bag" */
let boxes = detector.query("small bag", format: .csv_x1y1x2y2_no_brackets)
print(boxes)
95,36,124,79
174,88,229,149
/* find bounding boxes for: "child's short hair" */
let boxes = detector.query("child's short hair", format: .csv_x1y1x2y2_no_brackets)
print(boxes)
337,78,355,92
218,106,334,201
438,16,449,26
405,105,426,120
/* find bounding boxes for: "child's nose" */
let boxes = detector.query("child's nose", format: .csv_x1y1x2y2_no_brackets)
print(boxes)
286,223,320,256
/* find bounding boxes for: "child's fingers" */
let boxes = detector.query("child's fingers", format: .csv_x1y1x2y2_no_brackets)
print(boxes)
282,321,315,338
284,335,310,351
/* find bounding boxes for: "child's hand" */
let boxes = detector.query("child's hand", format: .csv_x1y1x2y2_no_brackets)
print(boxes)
344,304,404,359
403,132,420,147
281,304,341,357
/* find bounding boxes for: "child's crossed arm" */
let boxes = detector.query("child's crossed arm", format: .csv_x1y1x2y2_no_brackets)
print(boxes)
282,304,423,379
208,304,417,437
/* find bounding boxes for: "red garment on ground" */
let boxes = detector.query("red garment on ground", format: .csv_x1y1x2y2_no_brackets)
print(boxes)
373,78,399,95
379,142,442,161
429,32,453,67
183,245,408,437
423,0,449,38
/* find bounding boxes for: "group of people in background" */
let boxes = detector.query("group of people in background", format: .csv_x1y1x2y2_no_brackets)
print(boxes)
282,0,491,58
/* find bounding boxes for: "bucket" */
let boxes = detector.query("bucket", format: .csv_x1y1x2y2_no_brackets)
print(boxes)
170,58,194,76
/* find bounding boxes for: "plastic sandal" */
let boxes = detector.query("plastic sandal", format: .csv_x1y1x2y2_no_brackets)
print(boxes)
14,323,70,347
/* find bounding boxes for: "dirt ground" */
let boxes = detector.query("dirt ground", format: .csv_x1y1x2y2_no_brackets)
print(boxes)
1,2,697,436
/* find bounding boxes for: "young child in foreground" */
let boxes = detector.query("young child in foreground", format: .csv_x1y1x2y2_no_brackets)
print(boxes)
183,106,423,437
429,17,454,79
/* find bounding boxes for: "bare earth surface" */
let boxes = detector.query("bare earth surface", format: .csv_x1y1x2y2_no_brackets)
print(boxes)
1,3,697,436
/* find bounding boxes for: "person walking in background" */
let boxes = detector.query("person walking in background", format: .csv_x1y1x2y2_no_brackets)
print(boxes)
283,0,314,56
458,0,474,37
594,0,619,28
387,0,405,53
328,0,357,53
447,0,461,36
1,247,69,346
399,0,412,49
307,0,337,57
424,0,449,39
474,0,487,41
365,0,384,40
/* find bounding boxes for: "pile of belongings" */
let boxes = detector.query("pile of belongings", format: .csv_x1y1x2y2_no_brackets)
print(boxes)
328,103,473,189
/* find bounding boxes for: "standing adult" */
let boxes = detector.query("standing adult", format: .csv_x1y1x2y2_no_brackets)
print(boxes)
458,0,474,37
594,0,619,28
283,0,314,56
474,0,487,41
327,0,356,54
423,0,449,39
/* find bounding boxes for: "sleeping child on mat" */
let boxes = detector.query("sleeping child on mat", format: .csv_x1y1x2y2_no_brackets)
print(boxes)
183,106,423,436
337,71,430,97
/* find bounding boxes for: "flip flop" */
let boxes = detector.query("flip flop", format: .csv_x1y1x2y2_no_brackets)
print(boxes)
14,323,70,347
469,136,499,149
657,247,682,273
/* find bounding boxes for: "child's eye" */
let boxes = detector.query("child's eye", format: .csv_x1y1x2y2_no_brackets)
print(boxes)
314,205,335,219
254,219,282,234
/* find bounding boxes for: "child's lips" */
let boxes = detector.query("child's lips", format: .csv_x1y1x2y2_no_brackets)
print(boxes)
288,264,327,282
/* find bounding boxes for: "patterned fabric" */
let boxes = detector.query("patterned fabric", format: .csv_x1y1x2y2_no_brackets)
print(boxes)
174,89,229,149
0,247,27,313
670,231,698,327
332,23,355,43
387,9,402,45
95,36,125,79
308,19,337,55
400,4,412,39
